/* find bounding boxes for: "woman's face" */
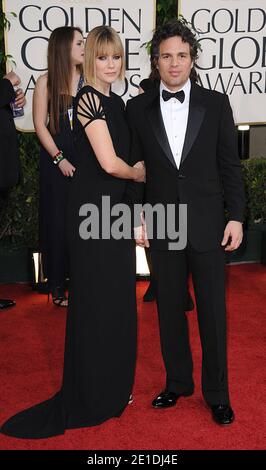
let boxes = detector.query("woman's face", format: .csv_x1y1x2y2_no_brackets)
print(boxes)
71,30,85,65
94,48,122,87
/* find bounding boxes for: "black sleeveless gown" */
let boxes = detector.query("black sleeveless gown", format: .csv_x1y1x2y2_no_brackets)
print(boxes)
1,86,137,438
39,96,75,290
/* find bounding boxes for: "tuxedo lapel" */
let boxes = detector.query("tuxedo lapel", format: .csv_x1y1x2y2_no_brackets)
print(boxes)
145,90,177,169
180,83,206,165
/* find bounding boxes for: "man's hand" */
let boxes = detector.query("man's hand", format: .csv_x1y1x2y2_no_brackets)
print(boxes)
134,213,149,248
4,71,21,87
14,88,26,108
221,220,243,251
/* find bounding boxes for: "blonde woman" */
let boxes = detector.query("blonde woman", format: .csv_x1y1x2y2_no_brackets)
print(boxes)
1,26,145,438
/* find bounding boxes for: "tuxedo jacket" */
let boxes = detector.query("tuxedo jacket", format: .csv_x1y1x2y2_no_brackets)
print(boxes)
0,78,19,190
126,82,245,252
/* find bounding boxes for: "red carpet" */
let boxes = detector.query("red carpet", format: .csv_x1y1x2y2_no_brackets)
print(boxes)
0,263,265,450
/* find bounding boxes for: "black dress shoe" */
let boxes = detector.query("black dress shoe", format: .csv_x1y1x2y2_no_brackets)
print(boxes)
143,283,155,302
210,405,235,425
186,292,194,311
152,389,194,408
0,299,16,310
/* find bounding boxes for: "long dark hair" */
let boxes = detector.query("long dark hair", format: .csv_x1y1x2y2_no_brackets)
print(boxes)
47,26,83,135
149,19,199,84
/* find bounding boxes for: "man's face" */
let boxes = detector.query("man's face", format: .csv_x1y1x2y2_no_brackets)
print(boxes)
157,36,193,91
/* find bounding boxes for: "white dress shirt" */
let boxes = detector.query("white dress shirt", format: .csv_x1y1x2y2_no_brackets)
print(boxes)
160,79,191,169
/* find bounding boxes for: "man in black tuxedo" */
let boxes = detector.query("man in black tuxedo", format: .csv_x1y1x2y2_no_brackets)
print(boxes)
0,72,25,309
126,20,245,425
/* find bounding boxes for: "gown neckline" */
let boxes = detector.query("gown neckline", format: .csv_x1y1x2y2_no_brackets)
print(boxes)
83,84,113,100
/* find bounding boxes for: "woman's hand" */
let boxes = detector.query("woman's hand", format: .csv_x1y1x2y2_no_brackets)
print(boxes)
133,161,146,183
58,158,76,177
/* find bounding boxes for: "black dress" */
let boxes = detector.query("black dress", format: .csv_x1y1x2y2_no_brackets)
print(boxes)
1,86,137,438
39,77,83,290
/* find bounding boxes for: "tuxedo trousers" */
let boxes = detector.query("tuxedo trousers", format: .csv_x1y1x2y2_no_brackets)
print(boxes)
150,244,230,406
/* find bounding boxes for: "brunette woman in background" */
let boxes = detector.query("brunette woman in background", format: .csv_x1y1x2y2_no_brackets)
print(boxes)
33,26,84,306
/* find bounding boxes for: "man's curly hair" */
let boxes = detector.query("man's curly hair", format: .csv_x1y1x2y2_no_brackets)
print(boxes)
149,19,199,83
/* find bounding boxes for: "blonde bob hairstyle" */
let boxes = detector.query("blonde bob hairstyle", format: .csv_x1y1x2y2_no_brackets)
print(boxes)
84,26,125,85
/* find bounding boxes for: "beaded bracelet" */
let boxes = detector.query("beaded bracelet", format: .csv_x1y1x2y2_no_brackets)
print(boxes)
53,150,65,165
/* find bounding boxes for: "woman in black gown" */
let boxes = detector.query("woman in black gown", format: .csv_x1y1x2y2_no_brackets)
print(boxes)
1,26,145,439
34,26,84,306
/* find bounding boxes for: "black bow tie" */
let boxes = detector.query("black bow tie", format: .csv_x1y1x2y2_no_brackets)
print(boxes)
162,89,185,103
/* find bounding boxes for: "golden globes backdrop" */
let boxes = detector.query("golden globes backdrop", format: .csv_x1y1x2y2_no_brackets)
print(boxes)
179,0,266,124
3,0,156,132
